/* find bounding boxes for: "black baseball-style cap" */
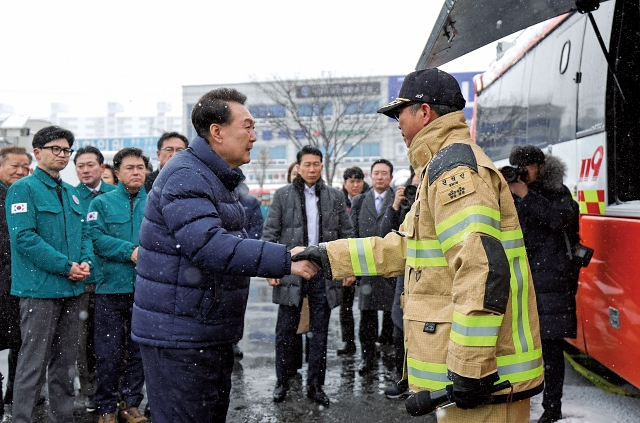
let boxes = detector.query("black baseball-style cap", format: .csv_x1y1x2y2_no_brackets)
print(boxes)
378,68,466,118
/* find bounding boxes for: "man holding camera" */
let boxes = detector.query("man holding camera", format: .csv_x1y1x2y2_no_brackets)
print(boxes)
293,69,544,422
507,145,579,423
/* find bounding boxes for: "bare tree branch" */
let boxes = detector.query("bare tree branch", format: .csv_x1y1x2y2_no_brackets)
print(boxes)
253,72,383,183
253,148,271,188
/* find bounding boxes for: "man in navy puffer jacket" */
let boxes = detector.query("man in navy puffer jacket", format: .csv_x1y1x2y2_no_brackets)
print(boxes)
131,88,319,423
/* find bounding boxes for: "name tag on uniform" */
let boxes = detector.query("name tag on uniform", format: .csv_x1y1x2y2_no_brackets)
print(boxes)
87,212,98,221
437,170,475,205
11,203,27,214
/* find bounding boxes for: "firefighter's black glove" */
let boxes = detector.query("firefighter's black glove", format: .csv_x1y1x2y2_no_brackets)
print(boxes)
445,371,499,410
291,245,322,268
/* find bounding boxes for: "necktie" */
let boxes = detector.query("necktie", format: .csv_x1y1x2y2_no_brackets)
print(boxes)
91,190,99,198
375,195,383,213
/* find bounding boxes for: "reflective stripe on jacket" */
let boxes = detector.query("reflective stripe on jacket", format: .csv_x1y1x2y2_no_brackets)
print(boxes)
324,112,543,403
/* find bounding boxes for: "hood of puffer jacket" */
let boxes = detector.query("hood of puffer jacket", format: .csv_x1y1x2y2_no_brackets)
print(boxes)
407,111,472,177
536,154,567,194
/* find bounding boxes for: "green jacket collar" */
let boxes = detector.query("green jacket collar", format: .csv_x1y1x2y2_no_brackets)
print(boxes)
33,167,62,188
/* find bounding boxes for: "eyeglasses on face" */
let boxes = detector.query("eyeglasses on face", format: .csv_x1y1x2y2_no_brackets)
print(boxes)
390,102,419,121
41,146,74,157
159,147,186,153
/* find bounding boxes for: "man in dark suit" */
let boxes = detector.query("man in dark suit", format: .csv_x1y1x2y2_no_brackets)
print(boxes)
349,159,397,374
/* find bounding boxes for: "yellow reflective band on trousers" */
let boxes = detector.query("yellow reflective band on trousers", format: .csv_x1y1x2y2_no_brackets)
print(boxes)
407,358,450,390
406,239,448,267
450,311,503,347
347,238,377,276
496,348,543,384
435,206,501,252
502,229,535,355
407,349,543,390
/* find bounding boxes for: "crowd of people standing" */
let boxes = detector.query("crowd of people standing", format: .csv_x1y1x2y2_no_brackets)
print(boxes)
0,69,580,423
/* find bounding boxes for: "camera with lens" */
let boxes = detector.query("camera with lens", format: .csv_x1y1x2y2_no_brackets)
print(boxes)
500,166,527,183
404,185,418,204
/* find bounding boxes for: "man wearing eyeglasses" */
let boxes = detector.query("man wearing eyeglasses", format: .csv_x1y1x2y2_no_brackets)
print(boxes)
6,125,94,423
143,132,188,192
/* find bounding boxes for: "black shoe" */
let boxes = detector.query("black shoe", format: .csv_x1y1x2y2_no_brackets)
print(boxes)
232,343,244,359
358,359,377,375
384,380,410,399
273,382,289,402
337,342,356,356
86,397,97,413
538,407,562,423
307,384,330,406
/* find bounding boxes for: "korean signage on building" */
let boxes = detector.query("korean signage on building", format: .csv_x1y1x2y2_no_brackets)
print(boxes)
76,137,158,158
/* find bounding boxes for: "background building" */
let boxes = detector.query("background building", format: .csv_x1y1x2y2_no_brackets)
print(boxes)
183,73,477,190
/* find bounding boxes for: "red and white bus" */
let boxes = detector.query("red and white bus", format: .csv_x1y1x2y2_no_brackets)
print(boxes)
419,0,640,389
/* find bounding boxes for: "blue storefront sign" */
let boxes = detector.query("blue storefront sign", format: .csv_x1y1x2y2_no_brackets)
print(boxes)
75,137,158,158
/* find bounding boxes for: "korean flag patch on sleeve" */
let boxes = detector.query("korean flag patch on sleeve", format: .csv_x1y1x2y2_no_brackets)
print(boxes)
87,212,98,221
11,203,27,214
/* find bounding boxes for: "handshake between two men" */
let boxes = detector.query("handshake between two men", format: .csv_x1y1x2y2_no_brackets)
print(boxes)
267,246,356,287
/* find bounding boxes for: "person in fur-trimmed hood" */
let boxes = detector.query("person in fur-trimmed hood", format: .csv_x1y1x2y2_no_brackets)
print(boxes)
508,145,579,423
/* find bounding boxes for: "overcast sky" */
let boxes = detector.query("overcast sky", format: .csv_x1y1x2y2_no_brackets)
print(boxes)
0,0,503,119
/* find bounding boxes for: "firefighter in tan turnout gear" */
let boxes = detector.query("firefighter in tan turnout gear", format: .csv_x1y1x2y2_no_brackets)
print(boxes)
293,69,543,423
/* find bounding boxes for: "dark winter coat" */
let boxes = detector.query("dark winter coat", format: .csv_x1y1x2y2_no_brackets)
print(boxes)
262,176,353,309
0,181,20,350
342,181,370,210
514,155,578,340
350,188,396,311
0,182,10,296
143,169,159,193
235,183,264,240
131,136,291,348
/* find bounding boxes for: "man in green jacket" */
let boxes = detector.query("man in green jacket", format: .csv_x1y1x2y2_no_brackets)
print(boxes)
7,125,93,423
74,145,116,413
88,148,148,423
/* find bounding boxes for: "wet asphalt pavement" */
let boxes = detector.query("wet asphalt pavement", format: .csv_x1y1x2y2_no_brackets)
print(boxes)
2,278,639,422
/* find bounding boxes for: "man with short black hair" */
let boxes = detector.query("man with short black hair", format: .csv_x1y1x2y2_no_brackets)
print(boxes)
342,166,369,210
263,145,354,406
131,88,319,423
295,69,544,422
143,131,188,192
89,148,149,423
8,125,93,423
74,145,116,413
0,146,31,412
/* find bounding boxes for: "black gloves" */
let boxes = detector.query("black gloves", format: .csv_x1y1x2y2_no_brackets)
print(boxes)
445,371,499,410
291,245,322,268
